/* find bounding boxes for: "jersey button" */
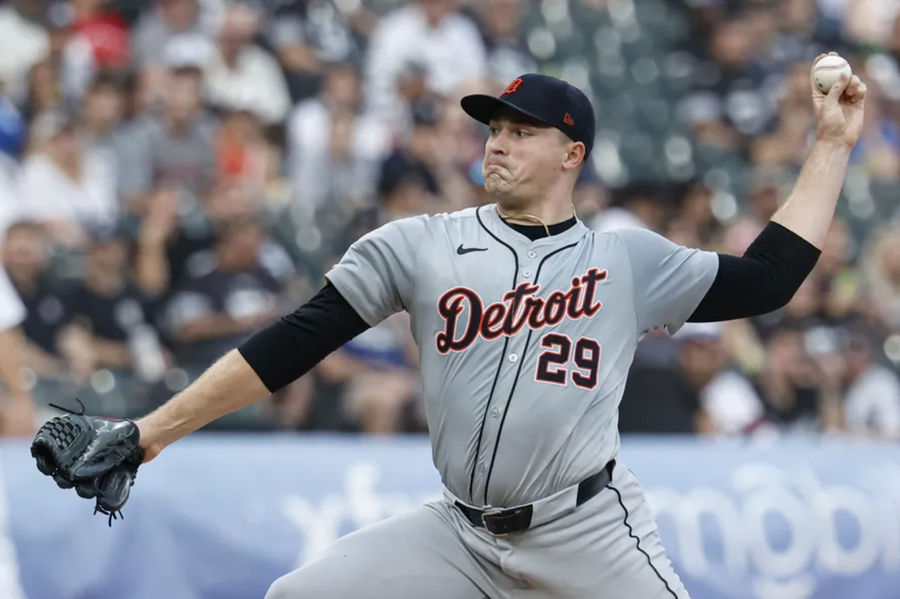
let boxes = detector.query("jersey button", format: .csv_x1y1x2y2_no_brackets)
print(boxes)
508,354,518,362
522,269,532,277
478,463,486,473
527,251,537,259
491,407,499,419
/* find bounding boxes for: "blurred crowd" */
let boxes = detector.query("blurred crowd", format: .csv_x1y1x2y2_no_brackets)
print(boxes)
0,0,897,439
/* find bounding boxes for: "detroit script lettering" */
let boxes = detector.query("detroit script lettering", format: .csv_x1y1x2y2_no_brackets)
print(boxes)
436,268,608,353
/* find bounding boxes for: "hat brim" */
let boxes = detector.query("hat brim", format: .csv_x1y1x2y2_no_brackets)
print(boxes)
460,94,554,128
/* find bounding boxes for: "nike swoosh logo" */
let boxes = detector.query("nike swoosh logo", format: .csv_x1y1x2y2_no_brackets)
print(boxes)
457,244,488,255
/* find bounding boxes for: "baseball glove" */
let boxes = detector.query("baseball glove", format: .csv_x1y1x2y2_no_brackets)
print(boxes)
31,400,144,526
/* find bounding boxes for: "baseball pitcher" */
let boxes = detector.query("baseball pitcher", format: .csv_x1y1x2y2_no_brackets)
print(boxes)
31,53,866,598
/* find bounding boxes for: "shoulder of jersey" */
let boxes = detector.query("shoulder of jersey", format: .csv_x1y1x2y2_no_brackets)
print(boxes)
593,226,640,241
446,206,480,220
422,206,480,224
381,208,476,233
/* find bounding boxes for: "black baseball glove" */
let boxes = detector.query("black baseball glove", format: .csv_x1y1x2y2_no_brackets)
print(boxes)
30,401,144,526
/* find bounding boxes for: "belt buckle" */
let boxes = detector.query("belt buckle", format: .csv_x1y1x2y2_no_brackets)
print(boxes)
481,507,510,536
481,505,533,536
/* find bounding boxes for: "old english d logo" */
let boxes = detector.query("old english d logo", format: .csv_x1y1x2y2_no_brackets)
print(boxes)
504,78,523,95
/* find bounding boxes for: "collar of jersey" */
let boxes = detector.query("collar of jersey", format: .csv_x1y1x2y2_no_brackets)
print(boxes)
503,216,577,240
481,204,588,249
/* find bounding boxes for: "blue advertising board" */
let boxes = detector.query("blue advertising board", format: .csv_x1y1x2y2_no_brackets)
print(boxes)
1,435,898,599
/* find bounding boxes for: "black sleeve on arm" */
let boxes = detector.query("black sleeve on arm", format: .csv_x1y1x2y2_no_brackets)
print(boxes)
689,221,821,322
237,282,370,392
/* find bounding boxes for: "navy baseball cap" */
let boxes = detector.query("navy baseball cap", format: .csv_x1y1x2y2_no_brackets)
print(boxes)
461,74,595,158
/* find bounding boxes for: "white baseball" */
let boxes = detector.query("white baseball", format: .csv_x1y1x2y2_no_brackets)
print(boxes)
812,55,852,93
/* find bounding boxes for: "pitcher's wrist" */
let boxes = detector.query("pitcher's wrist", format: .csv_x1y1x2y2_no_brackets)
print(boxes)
811,137,853,156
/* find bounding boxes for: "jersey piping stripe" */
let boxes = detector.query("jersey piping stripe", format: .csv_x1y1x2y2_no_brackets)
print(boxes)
609,483,679,599
482,240,579,505
469,206,519,501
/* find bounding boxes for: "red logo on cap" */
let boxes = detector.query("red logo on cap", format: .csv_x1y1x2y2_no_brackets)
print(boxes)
563,113,575,125
503,78,523,95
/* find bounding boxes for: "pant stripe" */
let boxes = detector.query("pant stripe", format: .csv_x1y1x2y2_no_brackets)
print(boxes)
608,483,678,599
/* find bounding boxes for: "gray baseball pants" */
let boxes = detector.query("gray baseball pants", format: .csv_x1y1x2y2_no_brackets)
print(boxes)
265,462,690,598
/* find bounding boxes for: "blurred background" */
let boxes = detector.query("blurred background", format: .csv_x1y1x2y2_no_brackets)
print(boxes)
0,1,898,598
0,0,898,440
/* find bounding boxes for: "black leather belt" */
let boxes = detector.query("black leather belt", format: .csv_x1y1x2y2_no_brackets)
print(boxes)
455,460,616,535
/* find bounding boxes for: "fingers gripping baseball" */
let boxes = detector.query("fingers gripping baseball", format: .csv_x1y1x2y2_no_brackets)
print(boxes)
810,52,867,149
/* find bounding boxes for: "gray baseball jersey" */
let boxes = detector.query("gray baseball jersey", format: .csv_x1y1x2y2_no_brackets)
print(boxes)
325,204,718,507
267,204,718,599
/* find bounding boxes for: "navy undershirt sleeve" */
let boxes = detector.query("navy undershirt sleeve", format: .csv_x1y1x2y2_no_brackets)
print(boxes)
689,222,821,322
238,282,370,392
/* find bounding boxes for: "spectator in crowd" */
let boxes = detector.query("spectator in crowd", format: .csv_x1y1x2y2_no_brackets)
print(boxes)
675,322,763,436
377,97,473,214
476,0,536,87
216,106,272,190
433,94,486,202
264,1,361,102
316,311,421,434
286,62,390,214
377,144,440,224
571,165,609,227
365,0,487,128
672,181,717,246
750,324,833,435
1,221,91,383
0,0,50,104
687,14,773,143
862,224,900,332
43,0,100,108
753,276,821,345
591,183,665,233
161,214,283,369
119,55,216,205
678,91,744,157
746,165,791,225
67,224,162,377
81,73,128,158
132,0,209,68
751,61,816,166
133,183,181,300
17,110,118,247
135,180,300,300
22,60,64,124
69,0,132,71
619,332,700,434
266,15,324,104
204,1,290,125
841,327,900,439
81,71,133,204
811,218,861,324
